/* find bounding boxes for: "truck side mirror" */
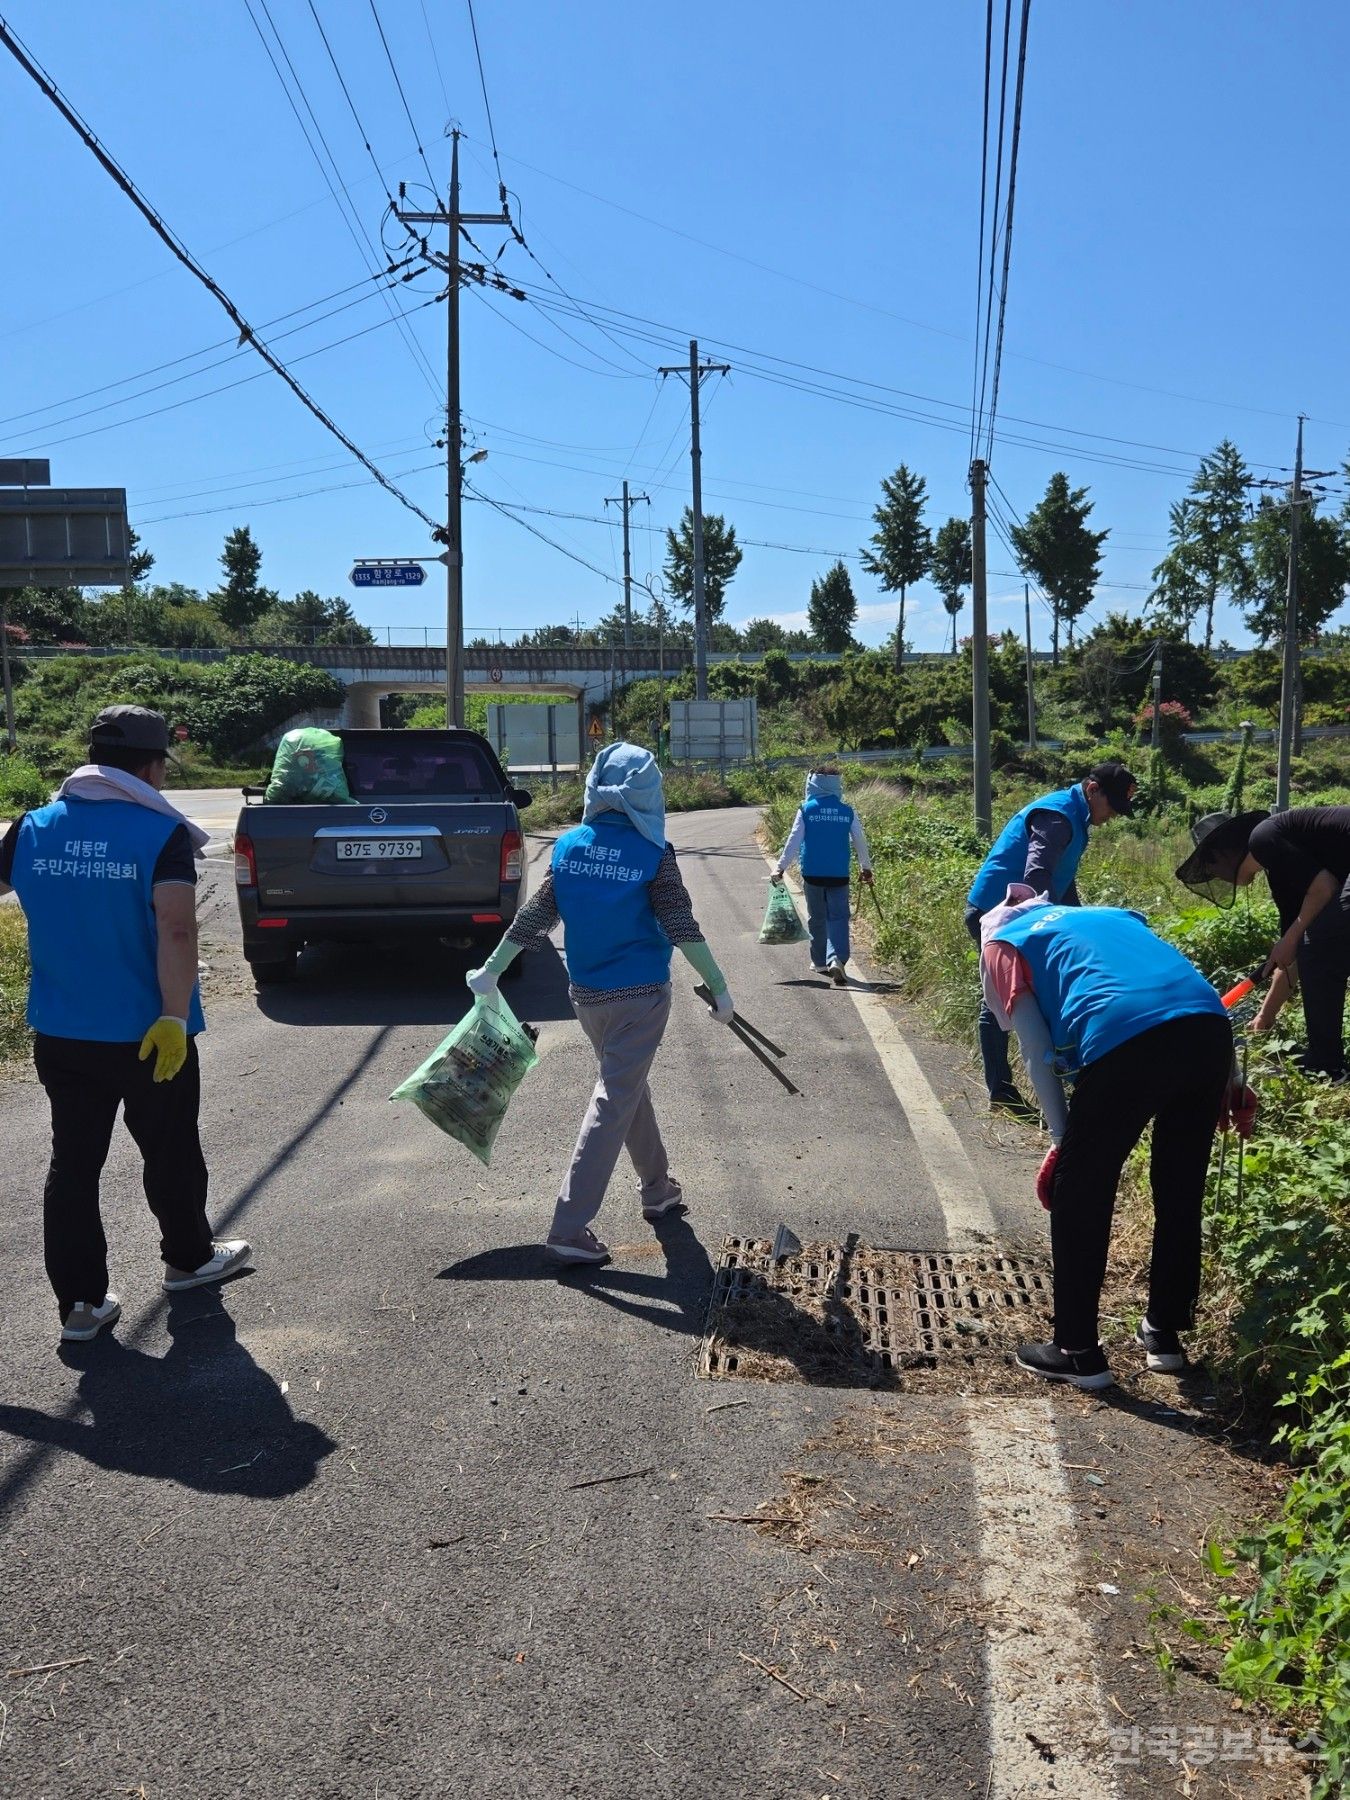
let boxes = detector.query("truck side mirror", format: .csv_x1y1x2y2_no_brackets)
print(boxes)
511,787,533,810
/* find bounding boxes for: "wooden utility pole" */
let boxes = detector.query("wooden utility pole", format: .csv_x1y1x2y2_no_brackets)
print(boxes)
604,480,650,646
969,458,992,837
657,341,729,700
1023,583,1036,749
396,132,509,726
1275,417,1305,810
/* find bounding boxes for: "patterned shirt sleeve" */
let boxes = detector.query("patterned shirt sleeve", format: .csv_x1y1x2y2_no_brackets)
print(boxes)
648,845,704,945
506,868,561,948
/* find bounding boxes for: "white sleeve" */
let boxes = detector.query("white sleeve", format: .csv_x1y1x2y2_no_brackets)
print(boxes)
850,813,873,874
775,810,806,875
1008,993,1070,1143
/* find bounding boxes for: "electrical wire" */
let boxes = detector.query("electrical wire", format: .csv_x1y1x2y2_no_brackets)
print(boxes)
244,0,442,401
136,458,443,525
983,0,1032,464
419,0,453,118
464,0,505,195
970,0,993,466
366,0,440,193
464,479,625,586
0,18,443,532
467,285,643,381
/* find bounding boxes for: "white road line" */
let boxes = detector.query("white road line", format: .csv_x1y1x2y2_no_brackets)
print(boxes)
763,843,1115,1797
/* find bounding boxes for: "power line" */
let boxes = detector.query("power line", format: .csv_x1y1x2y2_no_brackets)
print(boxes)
0,16,442,532
137,458,443,525
366,0,440,193
243,0,442,401
464,479,624,586
464,0,505,193
983,0,1032,463
419,0,453,118
467,285,642,381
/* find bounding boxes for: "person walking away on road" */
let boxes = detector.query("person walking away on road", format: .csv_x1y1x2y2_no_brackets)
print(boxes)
0,707,251,1344
466,742,735,1266
770,769,873,985
965,761,1137,1121
979,889,1251,1391
1177,806,1350,1081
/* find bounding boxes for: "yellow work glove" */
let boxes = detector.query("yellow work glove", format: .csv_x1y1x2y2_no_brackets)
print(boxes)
139,1016,188,1084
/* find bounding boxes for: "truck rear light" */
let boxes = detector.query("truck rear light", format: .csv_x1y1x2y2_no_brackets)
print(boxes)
234,832,257,888
472,913,502,924
499,830,523,884
257,918,289,928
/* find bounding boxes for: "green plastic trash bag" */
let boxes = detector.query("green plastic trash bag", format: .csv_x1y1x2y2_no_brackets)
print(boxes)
391,994,540,1166
265,728,353,805
759,882,808,946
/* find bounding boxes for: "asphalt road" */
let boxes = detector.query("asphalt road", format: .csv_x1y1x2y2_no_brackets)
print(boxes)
0,804,1293,1799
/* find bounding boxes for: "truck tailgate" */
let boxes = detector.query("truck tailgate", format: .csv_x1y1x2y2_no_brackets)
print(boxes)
249,802,511,909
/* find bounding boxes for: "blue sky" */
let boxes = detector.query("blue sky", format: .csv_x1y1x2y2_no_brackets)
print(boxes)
3,0,1348,650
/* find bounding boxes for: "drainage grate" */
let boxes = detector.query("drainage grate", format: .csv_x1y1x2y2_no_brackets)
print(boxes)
699,1236,1053,1388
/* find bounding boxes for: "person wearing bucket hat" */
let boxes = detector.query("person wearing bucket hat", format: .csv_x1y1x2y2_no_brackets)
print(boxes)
769,768,874,984
465,742,734,1265
0,706,250,1342
1178,804,1350,1079
979,889,1245,1390
965,762,1137,1119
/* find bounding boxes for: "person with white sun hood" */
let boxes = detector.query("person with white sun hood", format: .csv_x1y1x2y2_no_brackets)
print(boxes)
466,742,734,1265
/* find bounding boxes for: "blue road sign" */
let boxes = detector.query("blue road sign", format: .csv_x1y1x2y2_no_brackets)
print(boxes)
350,562,427,588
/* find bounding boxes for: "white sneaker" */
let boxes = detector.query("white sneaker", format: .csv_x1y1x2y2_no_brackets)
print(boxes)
809,963,827,977
162,1239,252,1292
827,958,848,986
60,1293,121,1342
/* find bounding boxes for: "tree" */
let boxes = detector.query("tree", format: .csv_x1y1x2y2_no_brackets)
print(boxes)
740,616,789,650
663,508,743,623
210,525,277,634
807,560,858,652
1189,440,1251,650
929,516,972,653
1148,499,1208,642
860,464,930,671
1009,473,1107,663
1242,493,1350,645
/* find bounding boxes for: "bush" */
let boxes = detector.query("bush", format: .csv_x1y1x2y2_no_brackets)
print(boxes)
0,755,51,815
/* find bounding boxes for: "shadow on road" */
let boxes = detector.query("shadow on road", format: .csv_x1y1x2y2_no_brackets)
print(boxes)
438,1212,715,1338
0,1291,334,1497
253,940,575,1028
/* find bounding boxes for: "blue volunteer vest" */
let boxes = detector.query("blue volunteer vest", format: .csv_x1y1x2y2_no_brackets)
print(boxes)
967,783,1092,912
800,794,855,880
551,814,670,991
10,797,206,1042
990,904,1226,1074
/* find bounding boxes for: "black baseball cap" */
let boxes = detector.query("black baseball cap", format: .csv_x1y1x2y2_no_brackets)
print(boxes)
89,704,174,758
1087,761,1137,817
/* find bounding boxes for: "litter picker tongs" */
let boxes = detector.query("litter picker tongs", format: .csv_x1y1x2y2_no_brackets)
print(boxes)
693,984,802,1096
1216,964,1264,1210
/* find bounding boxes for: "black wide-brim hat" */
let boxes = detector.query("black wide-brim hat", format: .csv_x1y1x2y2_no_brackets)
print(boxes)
1174,809,1270,908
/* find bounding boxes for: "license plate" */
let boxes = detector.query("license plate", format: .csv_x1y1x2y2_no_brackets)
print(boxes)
334,839,424,860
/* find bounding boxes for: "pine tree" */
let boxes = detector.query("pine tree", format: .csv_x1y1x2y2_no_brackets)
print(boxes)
860,464,930,670
807,560,858,652
1188,440,1251,650
1242,494,1350,645
662,508,743,622
1009,474,1108,663
211,526,277,634
929,516,972,653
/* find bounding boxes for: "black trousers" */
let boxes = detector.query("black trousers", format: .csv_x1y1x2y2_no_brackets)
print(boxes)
1299,898,1350,1078
1049,1013,1233,1349
34,1034,214,1318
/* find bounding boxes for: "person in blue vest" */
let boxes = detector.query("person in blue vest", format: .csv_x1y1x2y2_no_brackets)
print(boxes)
965,761,1137,1118
465,742,734,1266
0,707,251,1344
979,889,1251,1390
770,769,874,984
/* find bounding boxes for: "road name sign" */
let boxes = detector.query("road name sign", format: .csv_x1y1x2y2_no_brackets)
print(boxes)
350,562,427,588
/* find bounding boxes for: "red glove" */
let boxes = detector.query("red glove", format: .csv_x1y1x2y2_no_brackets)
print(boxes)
1036,1145,1059,1210
1219,1084,1258,1140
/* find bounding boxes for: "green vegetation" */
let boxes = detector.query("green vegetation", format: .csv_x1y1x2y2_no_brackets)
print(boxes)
0,909,28,1063
763,766,1350,1790
3,651,342,778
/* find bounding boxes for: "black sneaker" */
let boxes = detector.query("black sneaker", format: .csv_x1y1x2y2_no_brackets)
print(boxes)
1135,1320,1185,1373
990,1084,1040,1126
1015,1341,1114,1391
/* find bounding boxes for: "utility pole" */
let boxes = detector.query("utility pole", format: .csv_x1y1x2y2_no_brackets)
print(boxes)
397,132,509,727
1023,583,1036,750
1275,416,1305,810
604,480,650,646
969,458,992,837
657,340,730,700
1150,640,1164,753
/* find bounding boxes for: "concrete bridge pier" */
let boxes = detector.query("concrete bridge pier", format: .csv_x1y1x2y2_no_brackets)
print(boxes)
340,684,387,729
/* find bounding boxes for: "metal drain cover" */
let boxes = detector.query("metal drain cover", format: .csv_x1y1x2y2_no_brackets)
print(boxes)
699,1236,1053,1387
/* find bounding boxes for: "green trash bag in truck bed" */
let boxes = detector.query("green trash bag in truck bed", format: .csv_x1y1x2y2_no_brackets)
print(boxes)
391,994,540,1166
265,728,353,805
